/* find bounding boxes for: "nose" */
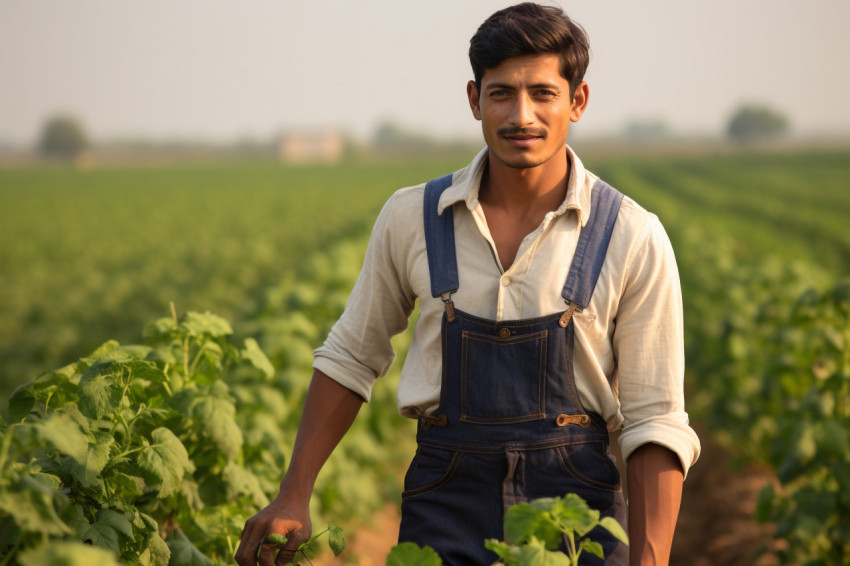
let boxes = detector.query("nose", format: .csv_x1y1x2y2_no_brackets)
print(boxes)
509,91,534,127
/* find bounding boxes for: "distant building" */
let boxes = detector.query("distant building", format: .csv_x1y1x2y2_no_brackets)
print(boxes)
277,131,345,163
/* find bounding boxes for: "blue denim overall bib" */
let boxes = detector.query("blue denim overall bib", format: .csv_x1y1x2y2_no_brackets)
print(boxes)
397,174,628,565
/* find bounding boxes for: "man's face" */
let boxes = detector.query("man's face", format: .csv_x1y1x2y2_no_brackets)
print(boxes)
467,53,588,170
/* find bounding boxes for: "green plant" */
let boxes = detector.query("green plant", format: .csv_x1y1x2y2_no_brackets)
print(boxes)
0,308,276,565
385,495,627,566
256,522,345,565
485,494,628,566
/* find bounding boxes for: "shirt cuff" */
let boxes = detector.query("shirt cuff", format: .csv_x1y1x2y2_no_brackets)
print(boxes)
618,412,701,479
312,353,376,403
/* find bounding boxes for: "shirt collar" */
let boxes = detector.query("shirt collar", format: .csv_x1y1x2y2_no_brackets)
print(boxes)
436,144,593,227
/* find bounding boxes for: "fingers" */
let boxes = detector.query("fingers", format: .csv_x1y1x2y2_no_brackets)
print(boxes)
234,514,309,566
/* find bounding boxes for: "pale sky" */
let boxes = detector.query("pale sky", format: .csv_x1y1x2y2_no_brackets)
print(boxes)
1,0,848,145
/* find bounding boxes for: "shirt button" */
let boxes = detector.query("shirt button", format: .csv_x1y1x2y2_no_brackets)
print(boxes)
500,275,512,287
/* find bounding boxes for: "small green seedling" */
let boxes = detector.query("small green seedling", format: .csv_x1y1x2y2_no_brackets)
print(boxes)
257,522,346,565
485,494,629,566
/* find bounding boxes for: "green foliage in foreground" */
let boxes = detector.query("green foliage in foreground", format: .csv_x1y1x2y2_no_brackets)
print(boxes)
1,310,274,564
391,494,628,566
0,229,417,566
487,495,628,566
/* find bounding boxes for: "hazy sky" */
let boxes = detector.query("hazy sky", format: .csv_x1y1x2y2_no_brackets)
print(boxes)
1,0,849,145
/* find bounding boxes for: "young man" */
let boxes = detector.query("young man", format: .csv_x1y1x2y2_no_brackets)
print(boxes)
236,3,700,565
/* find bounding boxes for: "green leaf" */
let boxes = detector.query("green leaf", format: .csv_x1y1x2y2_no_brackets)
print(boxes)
510,537,571,566
78,360,124,419
579,539,605,559
148,537,171,565
80,521,120,553
328,521,346,556
18,540,120,566
553,493,599,537
86,340,122,359
223,461,269,508
181,311,233,338
125,359,167,383
7,385,36,421
166,529,214,566
137,427,194,497
503,499,561,549
98,508,134,540
139,532,171,566
815,419,849,457
242,337,275,378
0,476,71,536
386,542,442,566
144,317,178,339
188,382,243,460
67,431,114,487
598,516,629,545
59,502,89,536
755,484,775,523
37,412,88,464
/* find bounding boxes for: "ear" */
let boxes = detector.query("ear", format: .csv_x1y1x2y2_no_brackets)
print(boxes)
467,80,482,121
570,81,590,122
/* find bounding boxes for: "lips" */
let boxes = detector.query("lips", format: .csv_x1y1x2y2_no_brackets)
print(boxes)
497,127,546,147
503,134,542,147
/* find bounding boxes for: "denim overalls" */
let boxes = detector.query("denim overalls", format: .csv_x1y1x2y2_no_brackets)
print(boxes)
397,174,629,565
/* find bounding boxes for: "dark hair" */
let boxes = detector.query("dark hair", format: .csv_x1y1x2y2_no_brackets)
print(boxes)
469,2,590,99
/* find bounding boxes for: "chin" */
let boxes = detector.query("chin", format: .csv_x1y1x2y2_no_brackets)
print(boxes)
490,149,551,170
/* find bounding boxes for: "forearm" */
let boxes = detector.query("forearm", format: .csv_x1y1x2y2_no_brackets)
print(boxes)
627,443,683,566
278,369,364,500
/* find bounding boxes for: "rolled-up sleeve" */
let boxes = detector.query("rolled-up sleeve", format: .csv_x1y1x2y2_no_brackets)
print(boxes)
613,214,700,478
312,191,417,402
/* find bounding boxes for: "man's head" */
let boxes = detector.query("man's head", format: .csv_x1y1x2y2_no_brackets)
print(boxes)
469,2,590,101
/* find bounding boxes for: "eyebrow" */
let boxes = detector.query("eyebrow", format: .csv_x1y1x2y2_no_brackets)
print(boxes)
484,82,561,91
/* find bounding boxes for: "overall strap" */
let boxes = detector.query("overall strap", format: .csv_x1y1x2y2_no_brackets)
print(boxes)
423,174,459,301
561,179,624,310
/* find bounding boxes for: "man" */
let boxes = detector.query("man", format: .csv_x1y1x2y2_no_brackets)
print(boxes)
236,3,700,565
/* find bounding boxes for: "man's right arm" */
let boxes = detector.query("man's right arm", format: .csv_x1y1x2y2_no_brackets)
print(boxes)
234,369,364,566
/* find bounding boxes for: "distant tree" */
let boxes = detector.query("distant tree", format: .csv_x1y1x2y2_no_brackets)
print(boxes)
38,115,89,158
726,104,788,142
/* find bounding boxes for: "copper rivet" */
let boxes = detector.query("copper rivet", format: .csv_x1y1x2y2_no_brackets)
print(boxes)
498,327,511,339
556,414,568,426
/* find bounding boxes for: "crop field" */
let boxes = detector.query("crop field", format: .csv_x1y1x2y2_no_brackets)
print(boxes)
1,146,848,565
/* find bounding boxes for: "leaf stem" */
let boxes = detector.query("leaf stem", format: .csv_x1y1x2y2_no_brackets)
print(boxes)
0,539,22,566
0,427,14,478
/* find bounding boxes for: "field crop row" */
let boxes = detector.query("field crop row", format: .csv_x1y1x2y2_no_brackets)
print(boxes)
0,157,471,400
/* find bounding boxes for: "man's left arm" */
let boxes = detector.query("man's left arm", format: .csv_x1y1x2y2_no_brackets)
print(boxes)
611,211,700,565
627,443,683,565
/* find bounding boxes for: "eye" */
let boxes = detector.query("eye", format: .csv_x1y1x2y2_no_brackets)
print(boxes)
535,89,557,97
489,89,511,98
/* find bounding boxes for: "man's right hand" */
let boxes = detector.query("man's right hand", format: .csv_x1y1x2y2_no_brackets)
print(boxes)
235,497,312,566
234,371,363,565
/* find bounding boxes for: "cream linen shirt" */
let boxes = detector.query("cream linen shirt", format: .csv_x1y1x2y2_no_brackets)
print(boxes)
313,145,701,476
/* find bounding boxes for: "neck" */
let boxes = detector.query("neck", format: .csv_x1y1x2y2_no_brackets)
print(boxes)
480,146,570,211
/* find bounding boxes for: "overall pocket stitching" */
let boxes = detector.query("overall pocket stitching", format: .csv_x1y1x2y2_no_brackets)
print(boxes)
557,443,621,493
402,451,463,499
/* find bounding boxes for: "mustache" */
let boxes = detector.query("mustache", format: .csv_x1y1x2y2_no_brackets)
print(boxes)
497,126,547,137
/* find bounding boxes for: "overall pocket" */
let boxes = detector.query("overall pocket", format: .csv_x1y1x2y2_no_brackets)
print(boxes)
557,441,622,492
402,444,462,499
460,328,548,424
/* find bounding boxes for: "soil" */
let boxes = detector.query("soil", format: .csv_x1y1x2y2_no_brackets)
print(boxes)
326,425,783,565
